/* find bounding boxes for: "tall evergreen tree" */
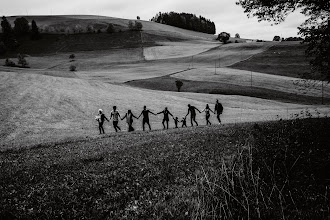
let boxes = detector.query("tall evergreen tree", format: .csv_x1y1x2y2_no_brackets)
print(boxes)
1,16,18,49
31,20,41,40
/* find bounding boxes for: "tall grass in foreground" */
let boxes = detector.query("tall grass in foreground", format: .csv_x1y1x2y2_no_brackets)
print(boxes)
193,118,330,219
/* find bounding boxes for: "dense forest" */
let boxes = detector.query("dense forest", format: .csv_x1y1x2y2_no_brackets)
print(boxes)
150,12,216,34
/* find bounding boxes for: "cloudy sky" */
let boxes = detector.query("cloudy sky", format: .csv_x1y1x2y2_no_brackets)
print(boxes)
0,0,307,40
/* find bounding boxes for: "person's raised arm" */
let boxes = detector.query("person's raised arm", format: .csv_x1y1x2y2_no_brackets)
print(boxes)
169,111,173,117
132,113,138,119
201,108,206,113
210,109,215,114
156,110,163,115
105,115,110,122
195,107,201,113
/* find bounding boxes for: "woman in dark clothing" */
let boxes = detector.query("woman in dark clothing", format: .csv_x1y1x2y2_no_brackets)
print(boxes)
201,104,214,125
96,109,109,134
157,107,173,129
121,109,138,132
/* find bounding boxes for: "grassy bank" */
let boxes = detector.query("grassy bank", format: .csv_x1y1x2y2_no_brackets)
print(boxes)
1,118,329,219
126,75,330,105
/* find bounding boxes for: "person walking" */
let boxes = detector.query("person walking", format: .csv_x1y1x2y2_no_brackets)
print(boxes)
110,106,121,132
201,104,214,125
181,117,187,127
121,110,138,132
185,104,201,126
157,107,173,129
95,109,109,134
214,99,224,124
138,106,156,131
173,117,179,128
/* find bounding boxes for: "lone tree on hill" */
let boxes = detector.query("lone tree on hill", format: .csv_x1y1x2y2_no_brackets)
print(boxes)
31,20,41,40
175,80,183,92
217,32,231,44
235,33,240,38
14,17,30,36
135,21,143,31
1,16,18,49
236,0,330,81
273,35,281,41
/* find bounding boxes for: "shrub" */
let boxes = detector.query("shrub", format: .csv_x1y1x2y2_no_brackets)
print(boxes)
106,23,115,33
135,21,143,31
69,54,75,61
70,65,76,71
17,53,29,67
5,58,16,67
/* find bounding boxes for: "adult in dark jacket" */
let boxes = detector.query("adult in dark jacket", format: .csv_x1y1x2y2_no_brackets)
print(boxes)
214,99,223,124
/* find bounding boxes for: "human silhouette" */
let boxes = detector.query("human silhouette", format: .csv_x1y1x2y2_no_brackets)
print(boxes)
201,104,214,125
121,109,138,132
157,107,173,129
181,117,187,127
214,99,223,124
110,106,121,132
95,109,109,134
173,117,179,128
138,106,156,131
185,104,201,126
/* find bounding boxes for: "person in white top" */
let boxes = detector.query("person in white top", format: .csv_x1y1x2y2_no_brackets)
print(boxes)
110,106,121,132
201,104,214,125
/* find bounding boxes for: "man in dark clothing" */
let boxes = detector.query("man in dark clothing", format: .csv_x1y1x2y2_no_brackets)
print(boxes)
157,107,173,129
185,104,201,126
138,106,156,131
214,99,223,124
96,109,109,134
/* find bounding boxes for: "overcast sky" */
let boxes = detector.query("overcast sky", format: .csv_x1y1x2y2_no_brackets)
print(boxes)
0,0,307,40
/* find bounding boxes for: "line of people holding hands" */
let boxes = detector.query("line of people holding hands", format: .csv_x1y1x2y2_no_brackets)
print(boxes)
95,100,223,134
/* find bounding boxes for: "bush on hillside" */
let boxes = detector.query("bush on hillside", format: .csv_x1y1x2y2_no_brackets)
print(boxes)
17,53,29,67
217,32,231,44
70,65,76,71
5,58,16,67
106,23,115,33
69,54,75,61
175,80,183,92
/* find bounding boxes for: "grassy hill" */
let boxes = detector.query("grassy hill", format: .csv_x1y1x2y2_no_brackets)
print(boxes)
230,41,312,79
1,118,329,219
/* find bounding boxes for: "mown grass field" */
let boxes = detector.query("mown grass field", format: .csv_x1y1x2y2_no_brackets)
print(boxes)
1,118,329,219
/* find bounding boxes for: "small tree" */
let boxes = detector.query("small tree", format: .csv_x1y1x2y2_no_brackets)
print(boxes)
106,23,115,33
137,16,140,20
128,21,134,31
1,16,18,49
135,21,143,31
70,65,76,71
86,25,94,33
175,80,183,92
217,32,231,44
69,54,75,61
31,20,41,40
17,53,28,67
14,17,30,36
235,33,240,38
273,35,281,41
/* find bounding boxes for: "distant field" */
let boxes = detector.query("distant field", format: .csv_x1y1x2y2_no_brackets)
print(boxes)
230,41,313,78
